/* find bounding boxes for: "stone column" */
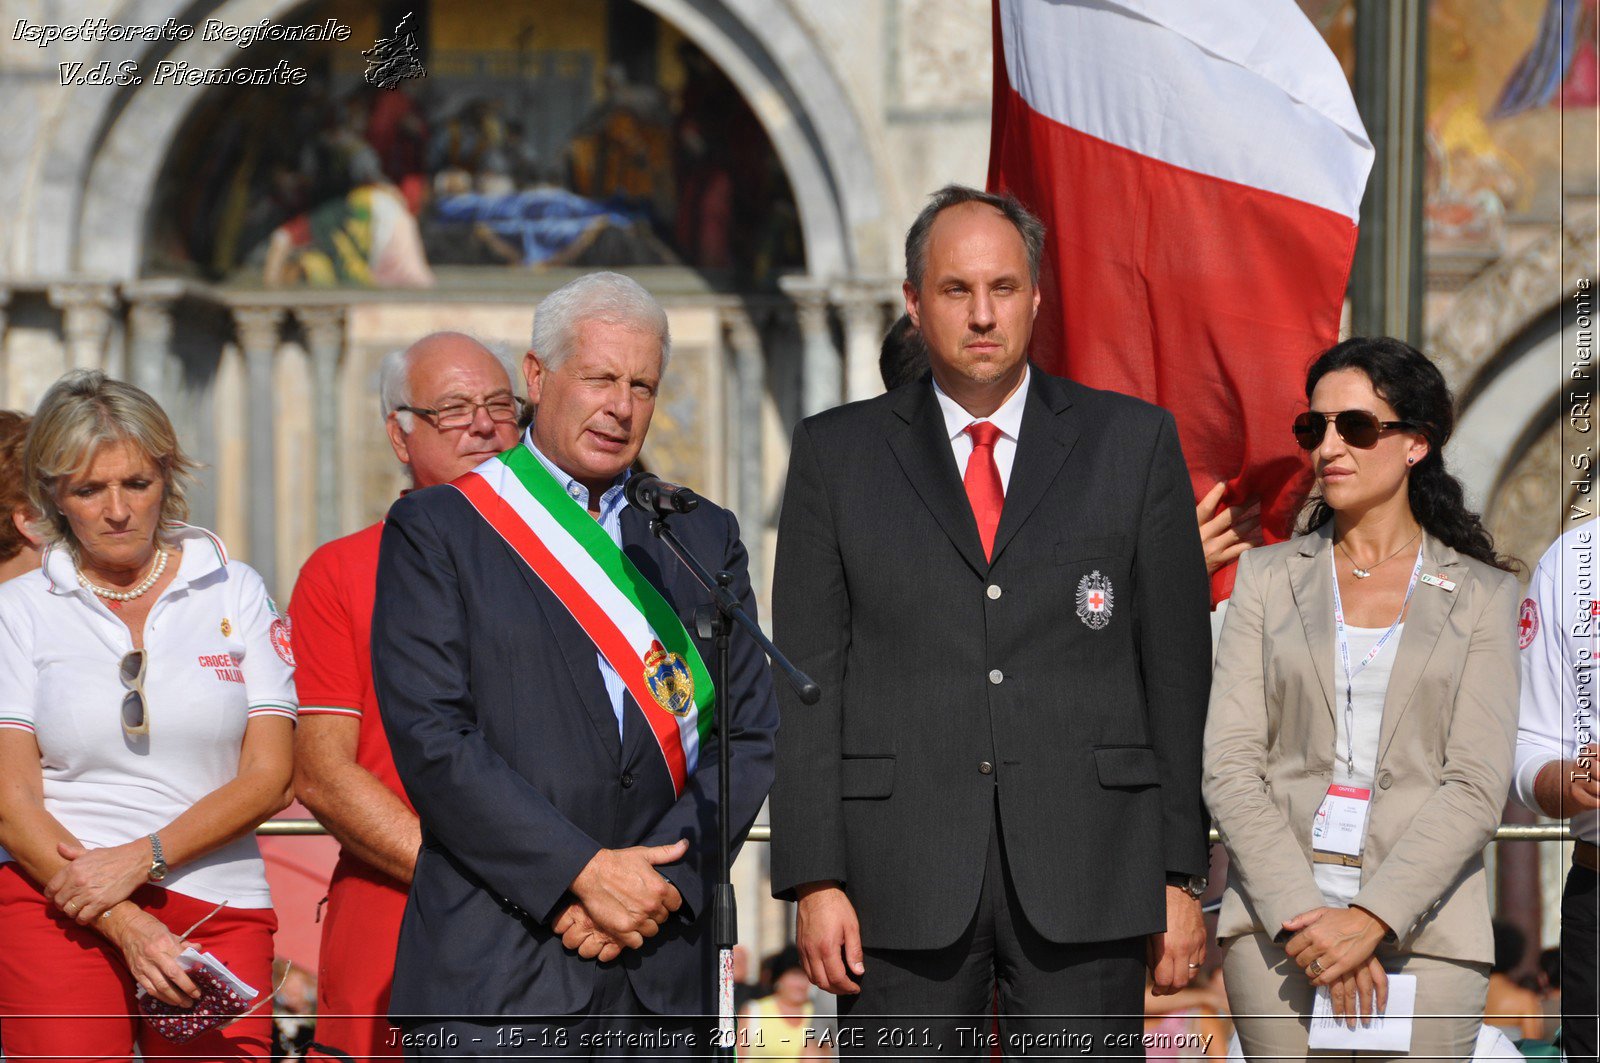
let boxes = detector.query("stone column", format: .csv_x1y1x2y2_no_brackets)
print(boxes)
49,283,118,374
779,276,841,416
297,307,346,545
722,307,766,581
835,281,890,403
129,291,205,482
126,297,177,406
1352,0,1426,345
232,307,285,592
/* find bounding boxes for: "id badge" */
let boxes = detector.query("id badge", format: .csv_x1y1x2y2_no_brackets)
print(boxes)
1311,784,1371,858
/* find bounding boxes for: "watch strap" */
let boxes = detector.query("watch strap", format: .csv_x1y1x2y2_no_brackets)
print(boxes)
1165,872,1206,898
148,832,168,881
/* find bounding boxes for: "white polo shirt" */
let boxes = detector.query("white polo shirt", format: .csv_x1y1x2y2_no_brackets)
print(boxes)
0,524,297,907
1513,523,1600,845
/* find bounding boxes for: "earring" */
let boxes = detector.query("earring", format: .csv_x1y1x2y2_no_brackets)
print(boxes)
1407,456,1416,465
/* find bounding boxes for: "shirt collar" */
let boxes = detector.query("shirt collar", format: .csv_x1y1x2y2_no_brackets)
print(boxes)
522,429,631,516
932,364,1031,444
42,522,229,597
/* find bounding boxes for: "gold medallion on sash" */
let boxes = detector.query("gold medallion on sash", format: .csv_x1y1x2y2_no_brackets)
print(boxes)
643,639,695,717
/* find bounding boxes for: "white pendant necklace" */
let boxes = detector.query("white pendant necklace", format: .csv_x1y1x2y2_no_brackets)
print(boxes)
76,547,168,602
1336,528,1421,579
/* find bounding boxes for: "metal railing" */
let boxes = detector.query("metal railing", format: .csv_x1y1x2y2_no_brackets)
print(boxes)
255,821,1575,843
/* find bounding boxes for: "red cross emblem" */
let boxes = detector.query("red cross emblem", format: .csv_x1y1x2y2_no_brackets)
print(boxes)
1518,598,1539,650
1076,570,1114,630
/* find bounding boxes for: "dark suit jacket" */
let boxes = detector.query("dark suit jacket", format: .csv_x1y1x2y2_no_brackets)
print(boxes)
372,473,778,1018
768,367,1211,951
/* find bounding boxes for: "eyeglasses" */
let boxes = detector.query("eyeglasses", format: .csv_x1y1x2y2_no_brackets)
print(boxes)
1292,410,1421,451
120,649,149,737
397,395,524,430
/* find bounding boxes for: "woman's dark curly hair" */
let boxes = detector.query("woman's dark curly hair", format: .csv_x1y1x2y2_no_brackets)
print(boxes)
1296,336,1517,573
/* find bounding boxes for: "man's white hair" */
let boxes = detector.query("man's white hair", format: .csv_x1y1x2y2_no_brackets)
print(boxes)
378,331,517,433
530,272,671,374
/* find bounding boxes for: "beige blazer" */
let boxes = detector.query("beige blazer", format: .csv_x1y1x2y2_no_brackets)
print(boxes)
1202,524,1520,966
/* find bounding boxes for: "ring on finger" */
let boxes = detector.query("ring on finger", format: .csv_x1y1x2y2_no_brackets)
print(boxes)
1308,958,1325,978
65,901,79,913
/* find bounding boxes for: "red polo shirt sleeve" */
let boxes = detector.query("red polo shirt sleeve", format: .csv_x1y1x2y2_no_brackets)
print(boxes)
289,538,365,719
286,523,409,809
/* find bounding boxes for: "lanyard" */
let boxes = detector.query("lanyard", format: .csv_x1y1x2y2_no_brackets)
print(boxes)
1330,546,1423,777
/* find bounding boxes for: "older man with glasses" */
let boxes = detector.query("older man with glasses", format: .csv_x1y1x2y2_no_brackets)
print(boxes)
287,331,523,1061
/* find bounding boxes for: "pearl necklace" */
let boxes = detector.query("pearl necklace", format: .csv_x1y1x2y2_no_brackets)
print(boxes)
75,547,169,602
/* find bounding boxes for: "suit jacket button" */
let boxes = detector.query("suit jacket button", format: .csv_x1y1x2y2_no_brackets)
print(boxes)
1378,771,1393,790
621,772,635,788
988,669,1004,685
987,584,1002,600
979,761,994,775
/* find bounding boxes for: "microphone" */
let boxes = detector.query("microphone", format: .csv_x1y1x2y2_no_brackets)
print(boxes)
625,473,700,516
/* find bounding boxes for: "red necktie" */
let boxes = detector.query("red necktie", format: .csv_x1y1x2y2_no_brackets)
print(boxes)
964,421,1005,561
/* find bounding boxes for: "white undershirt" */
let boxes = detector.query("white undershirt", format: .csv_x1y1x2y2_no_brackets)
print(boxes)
932,366,1030,491
1316,623,1401,907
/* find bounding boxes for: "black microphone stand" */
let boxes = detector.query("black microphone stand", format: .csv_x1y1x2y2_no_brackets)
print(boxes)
646,509,819,1059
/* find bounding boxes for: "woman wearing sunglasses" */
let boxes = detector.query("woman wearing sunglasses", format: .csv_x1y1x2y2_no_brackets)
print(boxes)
1203,337,1521,1059
0,371,296,1060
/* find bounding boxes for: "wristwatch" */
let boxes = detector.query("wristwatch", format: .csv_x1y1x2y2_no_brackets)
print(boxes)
147,833,169,882
1165,872,1206,899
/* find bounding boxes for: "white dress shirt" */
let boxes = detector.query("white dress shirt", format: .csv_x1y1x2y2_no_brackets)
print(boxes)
932,365,1031,491
525,433,631,743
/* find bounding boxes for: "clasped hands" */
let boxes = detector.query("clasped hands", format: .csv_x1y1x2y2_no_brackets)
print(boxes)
1283,905,1391,1028
44,840,150,923
44,841,200,1008
555,839,687,962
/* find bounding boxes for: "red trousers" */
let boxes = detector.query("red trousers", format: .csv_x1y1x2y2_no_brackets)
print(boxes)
0,862,276,1061
308,857,406,1061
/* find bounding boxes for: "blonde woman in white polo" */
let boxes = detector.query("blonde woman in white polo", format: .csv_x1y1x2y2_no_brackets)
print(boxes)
0,371,296,1060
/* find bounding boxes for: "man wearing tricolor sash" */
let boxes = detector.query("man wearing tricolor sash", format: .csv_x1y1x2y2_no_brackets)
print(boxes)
371,273,778,1056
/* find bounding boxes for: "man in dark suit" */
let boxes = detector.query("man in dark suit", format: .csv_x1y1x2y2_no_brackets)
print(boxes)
769,186,1212,1057
372,272,778,1056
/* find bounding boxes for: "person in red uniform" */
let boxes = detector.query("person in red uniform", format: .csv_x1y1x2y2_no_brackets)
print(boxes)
290,332,522,1059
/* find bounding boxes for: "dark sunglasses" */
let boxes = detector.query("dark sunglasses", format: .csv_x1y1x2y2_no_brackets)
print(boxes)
120,649,149,737
1292,410,1420,451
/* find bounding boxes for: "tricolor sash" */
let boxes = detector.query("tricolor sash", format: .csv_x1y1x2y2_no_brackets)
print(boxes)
452,446,714,796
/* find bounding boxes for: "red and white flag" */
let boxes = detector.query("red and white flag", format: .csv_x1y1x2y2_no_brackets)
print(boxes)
987,0,1373,603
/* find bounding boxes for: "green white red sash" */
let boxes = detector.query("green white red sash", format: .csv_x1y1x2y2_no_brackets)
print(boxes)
452,445,714,796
